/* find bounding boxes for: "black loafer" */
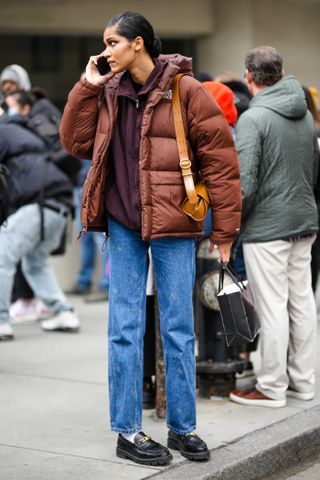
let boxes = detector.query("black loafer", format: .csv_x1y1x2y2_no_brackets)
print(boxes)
117,432,173,466
167,431,210,461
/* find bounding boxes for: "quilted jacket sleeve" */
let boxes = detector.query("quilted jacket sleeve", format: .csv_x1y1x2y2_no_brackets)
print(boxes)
187,82,242,245
235,114,262,222
59,78,104,160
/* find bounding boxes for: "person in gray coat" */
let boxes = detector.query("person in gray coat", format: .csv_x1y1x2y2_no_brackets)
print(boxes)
230,46,319,408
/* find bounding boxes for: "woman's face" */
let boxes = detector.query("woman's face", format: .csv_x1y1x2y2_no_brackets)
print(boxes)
102,25,138,73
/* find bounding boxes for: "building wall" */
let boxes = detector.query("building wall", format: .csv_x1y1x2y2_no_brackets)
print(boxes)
196,0,320,91
0,0,213,36
1,0,320,289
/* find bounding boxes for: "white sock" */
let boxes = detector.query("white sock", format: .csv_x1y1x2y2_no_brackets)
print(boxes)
121,432,140,443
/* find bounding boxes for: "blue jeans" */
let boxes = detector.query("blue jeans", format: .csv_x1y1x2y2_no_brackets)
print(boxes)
108,218,196,434
0,204,72,325
75,186,109,291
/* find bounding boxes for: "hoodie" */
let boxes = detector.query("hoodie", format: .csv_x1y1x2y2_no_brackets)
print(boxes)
202,81,238,126
236,75,319,242
0,64,31,91
106,58,172,231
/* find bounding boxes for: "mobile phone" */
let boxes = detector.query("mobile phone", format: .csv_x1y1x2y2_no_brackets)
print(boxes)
96,56,110,75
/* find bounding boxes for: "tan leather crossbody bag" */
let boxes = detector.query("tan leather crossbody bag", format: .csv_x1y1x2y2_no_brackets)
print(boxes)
172,73,210,222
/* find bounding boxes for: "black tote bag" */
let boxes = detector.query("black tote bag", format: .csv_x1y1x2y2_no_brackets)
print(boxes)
217,264,260,346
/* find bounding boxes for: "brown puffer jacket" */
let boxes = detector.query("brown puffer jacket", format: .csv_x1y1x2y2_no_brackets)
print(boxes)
60,54,241,245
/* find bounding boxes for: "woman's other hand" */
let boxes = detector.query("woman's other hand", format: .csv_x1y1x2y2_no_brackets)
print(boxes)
208,241,232,264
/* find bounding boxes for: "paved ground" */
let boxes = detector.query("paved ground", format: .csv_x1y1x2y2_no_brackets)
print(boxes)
284,461,320,480
1,295,320,480
264,454,320,479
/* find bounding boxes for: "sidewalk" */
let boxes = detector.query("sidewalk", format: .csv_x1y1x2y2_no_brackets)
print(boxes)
1,295,320,480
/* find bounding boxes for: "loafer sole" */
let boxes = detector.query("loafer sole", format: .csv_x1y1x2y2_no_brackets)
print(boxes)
116,447,173,466
167,438,210,461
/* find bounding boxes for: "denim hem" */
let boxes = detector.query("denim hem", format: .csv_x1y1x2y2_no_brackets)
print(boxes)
167,424,196,435
111,427,141,434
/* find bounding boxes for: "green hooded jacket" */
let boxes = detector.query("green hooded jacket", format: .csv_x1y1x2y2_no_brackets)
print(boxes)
236,75,319,243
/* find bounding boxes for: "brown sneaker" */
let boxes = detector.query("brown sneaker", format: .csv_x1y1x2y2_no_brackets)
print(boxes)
230,387,286,408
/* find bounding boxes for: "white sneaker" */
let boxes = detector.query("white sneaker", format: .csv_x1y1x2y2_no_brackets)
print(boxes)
287,389,315,401
10,299,39,323
41,310,80,332
0,323,14,340
34,299,53,320
10,298,53,324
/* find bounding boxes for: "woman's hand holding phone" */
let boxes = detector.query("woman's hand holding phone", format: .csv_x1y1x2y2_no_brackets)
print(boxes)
85,54,114,86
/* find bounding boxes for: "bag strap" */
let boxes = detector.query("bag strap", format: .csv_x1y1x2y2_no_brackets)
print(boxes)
219,263,246,292
172,73,198,206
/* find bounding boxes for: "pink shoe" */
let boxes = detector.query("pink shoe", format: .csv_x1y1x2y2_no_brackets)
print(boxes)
10,298,52,324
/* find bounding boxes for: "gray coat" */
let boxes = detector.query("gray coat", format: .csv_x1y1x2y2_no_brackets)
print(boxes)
236,75,319,243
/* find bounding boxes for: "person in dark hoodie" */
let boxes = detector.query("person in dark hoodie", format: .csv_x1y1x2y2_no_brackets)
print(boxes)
0,64,74,322
0,90,80,341
230,46,319,408
60,11,241,466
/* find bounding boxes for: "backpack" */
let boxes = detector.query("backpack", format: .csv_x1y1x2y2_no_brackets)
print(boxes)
27,111,82,185
0,163,9,226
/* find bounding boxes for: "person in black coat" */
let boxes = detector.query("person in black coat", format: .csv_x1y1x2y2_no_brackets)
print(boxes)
0,90,80,340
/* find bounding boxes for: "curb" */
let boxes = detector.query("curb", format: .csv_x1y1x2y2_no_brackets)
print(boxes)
147,405,320,480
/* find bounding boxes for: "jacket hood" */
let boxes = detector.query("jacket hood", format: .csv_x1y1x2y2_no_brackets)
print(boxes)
0,64,31,91
202,81,238,126
157,54,193,75
250,75,307,119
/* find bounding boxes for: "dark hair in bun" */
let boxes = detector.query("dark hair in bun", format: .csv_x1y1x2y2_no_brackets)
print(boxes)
107,11,162,58
152,36,162,58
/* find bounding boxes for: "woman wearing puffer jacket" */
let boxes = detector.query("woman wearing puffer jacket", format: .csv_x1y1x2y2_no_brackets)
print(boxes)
60,11,241,466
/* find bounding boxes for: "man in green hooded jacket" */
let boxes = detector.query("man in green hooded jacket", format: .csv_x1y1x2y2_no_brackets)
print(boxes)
230,46,319,408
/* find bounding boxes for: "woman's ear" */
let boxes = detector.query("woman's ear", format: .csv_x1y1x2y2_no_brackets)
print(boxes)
133,36,144,52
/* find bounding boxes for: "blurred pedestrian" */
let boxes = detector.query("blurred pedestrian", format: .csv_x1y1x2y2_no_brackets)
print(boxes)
60,11,241,466
0,90,80,340
201,79,254,376
0,64,31,97
303,86,320,291
67,158,109,301
230,46,319,408
0,64,79,321
0,64,38,318
214,72,253,117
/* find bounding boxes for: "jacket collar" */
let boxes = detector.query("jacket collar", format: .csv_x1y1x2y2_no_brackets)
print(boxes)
105,54,193,98
117,59,166,100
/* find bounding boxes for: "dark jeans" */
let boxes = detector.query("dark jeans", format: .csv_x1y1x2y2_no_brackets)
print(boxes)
11,262,34,302
144,295,156,378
